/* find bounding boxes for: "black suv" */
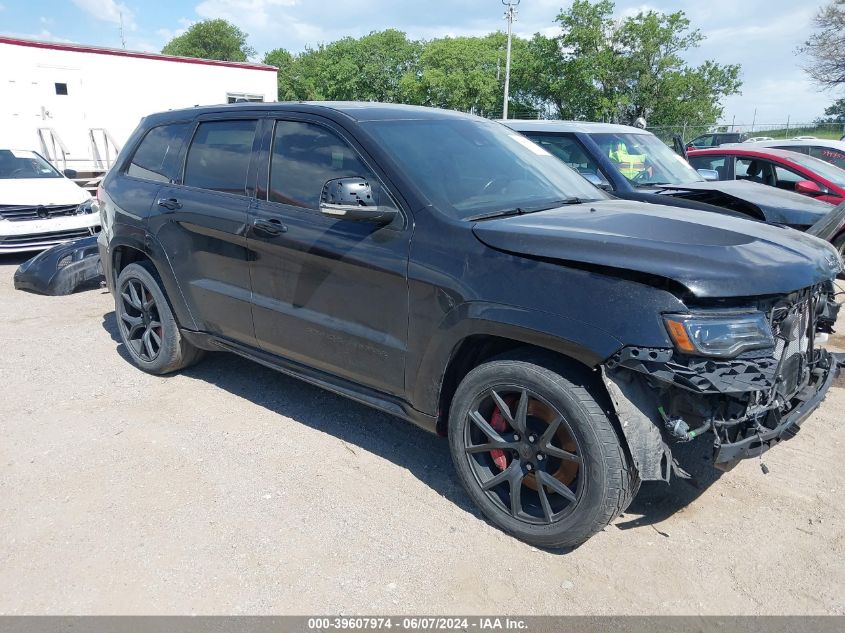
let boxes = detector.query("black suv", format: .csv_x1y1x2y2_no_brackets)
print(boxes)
686,132,747,149
98,103,842,548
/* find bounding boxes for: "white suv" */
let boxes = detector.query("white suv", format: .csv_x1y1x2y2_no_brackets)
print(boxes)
0,149,99,253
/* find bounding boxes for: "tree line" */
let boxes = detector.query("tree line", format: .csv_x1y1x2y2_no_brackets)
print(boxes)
163,0,743,127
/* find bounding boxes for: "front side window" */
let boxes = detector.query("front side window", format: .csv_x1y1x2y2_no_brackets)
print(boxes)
268,121,378,209
0,149,61,179
127,123,190,183
184,119,257,196
523,133,610,187
590,132,702,186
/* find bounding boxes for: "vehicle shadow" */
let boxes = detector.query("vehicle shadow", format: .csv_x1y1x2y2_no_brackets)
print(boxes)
101,310,728,549
616,440,725,535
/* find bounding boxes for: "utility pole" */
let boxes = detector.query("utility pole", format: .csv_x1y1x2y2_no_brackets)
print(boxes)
119,12,126,48
502,0,519,120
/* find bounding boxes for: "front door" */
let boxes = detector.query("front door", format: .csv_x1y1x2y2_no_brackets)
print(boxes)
247,117,411,396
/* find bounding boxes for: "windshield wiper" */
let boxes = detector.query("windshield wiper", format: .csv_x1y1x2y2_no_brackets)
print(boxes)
634,181,672,188
467,198,590,221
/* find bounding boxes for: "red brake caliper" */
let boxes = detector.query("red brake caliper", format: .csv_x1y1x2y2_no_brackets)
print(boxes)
489,403,510,471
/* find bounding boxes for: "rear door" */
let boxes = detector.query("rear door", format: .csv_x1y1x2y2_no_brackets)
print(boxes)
247,116,411,395
149,117,260,345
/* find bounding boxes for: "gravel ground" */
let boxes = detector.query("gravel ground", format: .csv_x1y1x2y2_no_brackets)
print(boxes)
0,255,843,615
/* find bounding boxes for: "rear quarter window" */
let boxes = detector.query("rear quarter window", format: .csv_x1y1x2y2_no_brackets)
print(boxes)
126,123,190,183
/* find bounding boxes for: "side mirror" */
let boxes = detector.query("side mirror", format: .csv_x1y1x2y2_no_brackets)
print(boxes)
319,177,397,223
63,168,78,179
795,180,825,196
697,168,720,182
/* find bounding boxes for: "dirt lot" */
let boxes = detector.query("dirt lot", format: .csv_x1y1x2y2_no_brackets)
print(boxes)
0,254,843,615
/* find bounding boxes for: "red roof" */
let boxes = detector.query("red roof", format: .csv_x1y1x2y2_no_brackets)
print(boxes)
0,35,278,72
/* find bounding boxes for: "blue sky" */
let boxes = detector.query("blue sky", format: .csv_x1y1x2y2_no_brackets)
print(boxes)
1,0,839,125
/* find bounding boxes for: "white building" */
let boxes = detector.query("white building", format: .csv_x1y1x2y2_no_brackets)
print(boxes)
0,36,278,182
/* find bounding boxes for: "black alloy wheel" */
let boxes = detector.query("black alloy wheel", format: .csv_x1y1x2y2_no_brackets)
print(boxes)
463,386,583,525
118,277,163,362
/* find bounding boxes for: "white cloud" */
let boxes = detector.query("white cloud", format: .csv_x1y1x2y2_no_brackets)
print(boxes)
71,0,136,30
196,0,298,31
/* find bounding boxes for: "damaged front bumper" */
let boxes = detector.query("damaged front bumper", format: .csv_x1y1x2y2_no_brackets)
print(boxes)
603,347,842,479
712,351,842,466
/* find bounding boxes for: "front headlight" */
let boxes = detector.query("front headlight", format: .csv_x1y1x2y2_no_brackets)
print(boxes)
76,198,96,214
664,312,774,357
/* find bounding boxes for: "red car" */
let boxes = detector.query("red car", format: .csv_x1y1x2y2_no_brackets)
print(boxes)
688,146,845,206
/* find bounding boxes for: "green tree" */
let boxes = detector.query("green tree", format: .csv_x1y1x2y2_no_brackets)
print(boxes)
162,19,255,62
817,98,845,123
527,0,740,126
800,1,845,88
404,32,536,115
265,30,421,103
615,9,741,125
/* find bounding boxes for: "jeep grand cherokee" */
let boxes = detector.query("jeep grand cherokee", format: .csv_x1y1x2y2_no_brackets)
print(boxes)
98,103,843,548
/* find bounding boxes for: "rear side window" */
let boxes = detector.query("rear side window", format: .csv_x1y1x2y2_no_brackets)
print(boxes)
127,123,190,183
184,120,257,196
809,146,845,169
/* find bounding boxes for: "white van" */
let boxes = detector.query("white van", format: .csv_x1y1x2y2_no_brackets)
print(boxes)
0,149,99,253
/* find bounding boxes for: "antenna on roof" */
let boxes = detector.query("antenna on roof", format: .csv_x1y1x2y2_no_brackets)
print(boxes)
119,12,126,48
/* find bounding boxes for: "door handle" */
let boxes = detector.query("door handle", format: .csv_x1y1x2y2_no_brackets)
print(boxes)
252,218,288,237
157,197,182,211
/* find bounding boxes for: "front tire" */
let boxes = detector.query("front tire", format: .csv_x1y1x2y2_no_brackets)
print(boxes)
114,261,204,374
448,355,635,548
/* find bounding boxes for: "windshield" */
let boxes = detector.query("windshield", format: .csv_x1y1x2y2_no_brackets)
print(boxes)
0,150,62,179
589,132,702,186
788,153,845,188
362,118,607,219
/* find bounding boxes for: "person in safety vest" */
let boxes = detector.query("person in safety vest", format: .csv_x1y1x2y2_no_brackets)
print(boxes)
608,141,647,179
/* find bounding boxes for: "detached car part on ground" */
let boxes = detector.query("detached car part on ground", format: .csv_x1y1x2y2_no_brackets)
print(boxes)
0,149,100,253
99,103,843,549
13,235,103,295
502,121,844,240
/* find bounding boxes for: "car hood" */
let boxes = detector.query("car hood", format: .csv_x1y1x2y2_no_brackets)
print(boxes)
0,177,90,206
472,199,841,298
652,180,832,226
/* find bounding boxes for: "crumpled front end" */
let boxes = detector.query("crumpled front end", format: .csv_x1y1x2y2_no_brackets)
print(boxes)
603,283,843,480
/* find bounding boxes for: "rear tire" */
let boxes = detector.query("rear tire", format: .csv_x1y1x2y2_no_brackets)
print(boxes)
448,354,635,548
114,261,204,374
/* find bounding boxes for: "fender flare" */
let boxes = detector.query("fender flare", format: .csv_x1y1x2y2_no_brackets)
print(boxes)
109,233,199,331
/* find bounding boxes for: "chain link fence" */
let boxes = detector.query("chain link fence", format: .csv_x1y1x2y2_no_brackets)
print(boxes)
645,122,845,144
